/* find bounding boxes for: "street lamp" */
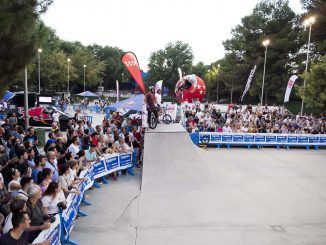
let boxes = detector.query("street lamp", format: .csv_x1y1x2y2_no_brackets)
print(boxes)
37,48,42,94
67,58,71,93
261,39,270,105
301,16,316,115
83,65,86,92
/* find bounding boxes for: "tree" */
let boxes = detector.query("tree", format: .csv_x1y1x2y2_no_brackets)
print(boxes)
147,41,194,90
300,0,326,55
204,64,220,102
70,48,106,92
191,62,209,78
297,55,326,110
0,0,53,91
87,45,127,90
221,0,302,104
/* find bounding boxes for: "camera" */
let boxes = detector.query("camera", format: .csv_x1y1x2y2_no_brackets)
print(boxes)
57,201,67,210
44,215,56,223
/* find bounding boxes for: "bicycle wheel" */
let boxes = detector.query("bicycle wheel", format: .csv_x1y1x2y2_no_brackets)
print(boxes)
149,113,157,129
162,114,172,124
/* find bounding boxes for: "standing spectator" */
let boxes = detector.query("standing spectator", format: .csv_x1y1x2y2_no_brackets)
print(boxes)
85,144,98,163
37,168,53,193
32,155,46,183
58,164,80,197
16,177,33,201
56,137,67,167
41,181,66,215
114,136,132,153
68,136,80,158
44,151,59,181
2,199,27,234
0,212,31,244
26,185,51,242
0,174,11,216
23,127,39,156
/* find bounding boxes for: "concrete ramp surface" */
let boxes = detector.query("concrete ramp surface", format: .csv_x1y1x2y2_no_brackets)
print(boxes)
137,124,326,245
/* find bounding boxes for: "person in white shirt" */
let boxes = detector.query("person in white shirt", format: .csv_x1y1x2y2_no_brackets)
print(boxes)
113,136,132,153
41,181,66,215
44,151,59,181
68,136,80,158
155,89,162,106
3,199,27,234
222,123,232,133
52,111,60,123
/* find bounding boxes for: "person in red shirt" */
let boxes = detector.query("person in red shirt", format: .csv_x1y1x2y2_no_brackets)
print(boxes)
145,86,158,126
91,132,100,146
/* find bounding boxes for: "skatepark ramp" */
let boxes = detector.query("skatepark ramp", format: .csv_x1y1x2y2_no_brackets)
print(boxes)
136,124,326,245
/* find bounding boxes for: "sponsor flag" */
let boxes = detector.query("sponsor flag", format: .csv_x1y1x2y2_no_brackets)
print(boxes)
284,75,299,103
240,58,261,102
121,52,146,94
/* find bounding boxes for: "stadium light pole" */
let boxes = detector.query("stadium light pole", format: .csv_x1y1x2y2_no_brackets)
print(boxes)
301,16,316,115
37,48,42,94
261,39,270,106
83,65,86,92
67,58,71,93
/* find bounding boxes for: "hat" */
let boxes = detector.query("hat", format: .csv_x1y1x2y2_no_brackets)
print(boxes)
47,139,56,144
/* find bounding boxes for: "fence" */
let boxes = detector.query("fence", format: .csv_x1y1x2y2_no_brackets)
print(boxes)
33,152,133,245
190,132,326,149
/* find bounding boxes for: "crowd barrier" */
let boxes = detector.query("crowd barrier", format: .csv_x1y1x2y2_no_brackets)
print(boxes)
190,132,326,149
33,152,133,245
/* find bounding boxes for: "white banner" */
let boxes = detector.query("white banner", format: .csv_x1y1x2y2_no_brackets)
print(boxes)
155,80,163,93
284,75,298,103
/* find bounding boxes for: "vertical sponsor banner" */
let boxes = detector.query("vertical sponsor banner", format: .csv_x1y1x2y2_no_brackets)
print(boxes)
155,80,163,93
121,52,146,94
116,80,120,102
240,58,261,102
284,75,298,103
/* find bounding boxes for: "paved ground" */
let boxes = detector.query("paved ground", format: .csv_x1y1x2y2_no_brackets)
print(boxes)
71,123,326,245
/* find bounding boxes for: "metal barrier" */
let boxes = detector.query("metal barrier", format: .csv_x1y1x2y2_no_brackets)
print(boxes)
190,132,326,150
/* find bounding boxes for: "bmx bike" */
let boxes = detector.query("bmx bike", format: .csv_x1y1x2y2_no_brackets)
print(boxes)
159,106,172,124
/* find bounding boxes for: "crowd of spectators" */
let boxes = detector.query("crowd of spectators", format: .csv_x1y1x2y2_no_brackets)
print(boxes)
183,103,326,134
0,109,144,244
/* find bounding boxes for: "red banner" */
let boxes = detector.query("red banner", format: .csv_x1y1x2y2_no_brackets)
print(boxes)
121,52,146,94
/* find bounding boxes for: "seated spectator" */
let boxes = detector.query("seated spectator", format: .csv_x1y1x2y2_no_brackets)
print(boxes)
41,181,66,215
58,164,80,197
3,199,27,234
37,168,53,193
26,184,51,242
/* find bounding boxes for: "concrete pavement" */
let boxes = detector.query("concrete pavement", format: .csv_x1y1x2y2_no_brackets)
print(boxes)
71,123,326,244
